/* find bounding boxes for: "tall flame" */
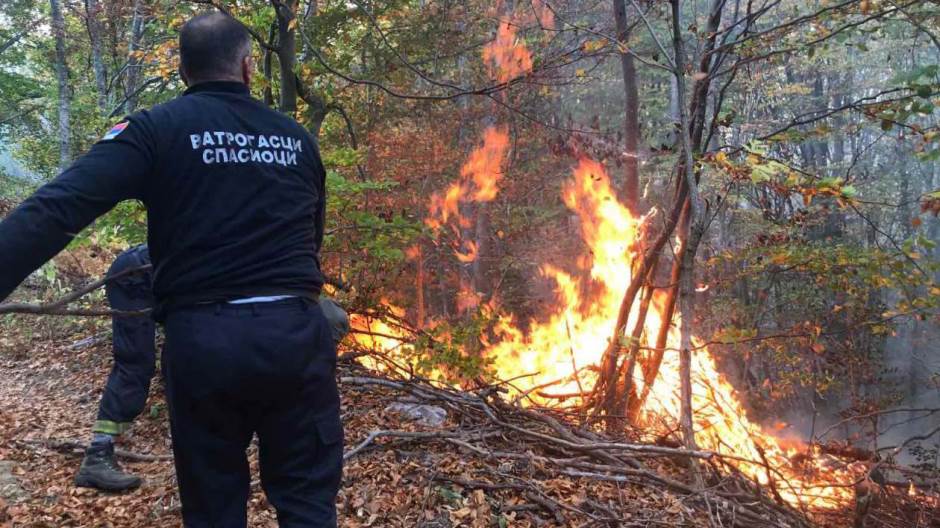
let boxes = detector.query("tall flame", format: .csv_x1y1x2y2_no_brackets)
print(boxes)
426,125,509,260
353,159,859,511
490,160,856,509
425,9,525,261
349,3,862,514
488,159,643,389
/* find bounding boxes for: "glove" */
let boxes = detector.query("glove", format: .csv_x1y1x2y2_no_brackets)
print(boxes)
318,297,350,344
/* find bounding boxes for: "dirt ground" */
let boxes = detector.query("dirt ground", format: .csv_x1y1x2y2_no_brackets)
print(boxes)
0,317,936,528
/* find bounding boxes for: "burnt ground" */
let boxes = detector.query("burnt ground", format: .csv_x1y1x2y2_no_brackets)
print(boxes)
0,316,937,528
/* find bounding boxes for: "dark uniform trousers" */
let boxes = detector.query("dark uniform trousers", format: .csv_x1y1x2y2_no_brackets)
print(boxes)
163,297,343,527
95,245,156,435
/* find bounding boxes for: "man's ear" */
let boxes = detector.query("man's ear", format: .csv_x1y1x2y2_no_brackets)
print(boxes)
241,55,252,85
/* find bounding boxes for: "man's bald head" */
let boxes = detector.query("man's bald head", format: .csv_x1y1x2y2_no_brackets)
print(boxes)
179,12,252,86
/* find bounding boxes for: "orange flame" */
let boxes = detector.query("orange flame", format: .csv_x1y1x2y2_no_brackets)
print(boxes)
349,303,409,374
426,126,509,261
531,0,556,29
455,241,479,263
483,21,534,83
463,127,509,202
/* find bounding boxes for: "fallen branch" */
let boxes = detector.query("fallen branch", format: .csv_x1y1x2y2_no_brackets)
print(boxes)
20,438,173,462
339,371,812,528
344,429,497,461
0,264,152,317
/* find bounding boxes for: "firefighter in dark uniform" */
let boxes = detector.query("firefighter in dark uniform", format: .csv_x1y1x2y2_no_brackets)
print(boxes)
75,244,155,491
0,13,343,527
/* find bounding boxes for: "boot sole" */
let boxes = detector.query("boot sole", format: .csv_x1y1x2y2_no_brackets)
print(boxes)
74,474,142,492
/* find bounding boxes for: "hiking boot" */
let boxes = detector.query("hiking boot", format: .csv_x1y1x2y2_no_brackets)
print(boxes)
74,443,142,492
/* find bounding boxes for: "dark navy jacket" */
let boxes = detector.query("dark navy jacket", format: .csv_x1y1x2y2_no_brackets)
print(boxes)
0,81,326,312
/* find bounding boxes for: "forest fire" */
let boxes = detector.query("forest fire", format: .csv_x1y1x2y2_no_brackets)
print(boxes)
350,2,865,516
352,157,864,511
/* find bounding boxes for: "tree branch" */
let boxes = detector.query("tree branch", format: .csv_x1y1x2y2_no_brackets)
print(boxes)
108,77,165,118
886,0,940,54
0,264,152,317
0,29,26,56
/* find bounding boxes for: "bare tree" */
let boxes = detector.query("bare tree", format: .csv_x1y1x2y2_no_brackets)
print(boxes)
613,0,640,212
50,0,71,170
275,0,298,113
124,0,148,113
85,0,108,111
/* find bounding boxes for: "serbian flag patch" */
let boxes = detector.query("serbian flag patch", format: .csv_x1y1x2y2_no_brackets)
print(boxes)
102,121,129,141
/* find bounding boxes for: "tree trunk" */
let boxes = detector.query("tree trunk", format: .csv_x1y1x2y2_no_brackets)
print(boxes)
50,0,71,170
613,0,640,213
86,0,108,111
124,0,146,114
614,274,657,426
671,0,705,457
677,227,704,453
415,245,426,327
471,202,490,296
276,0,299,114
297,75,328,138
263,21,278,107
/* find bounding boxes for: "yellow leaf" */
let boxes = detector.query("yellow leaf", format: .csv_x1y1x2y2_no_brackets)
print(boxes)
582,39,606,52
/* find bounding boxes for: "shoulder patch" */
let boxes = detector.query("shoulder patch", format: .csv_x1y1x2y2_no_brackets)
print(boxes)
102,121,129,141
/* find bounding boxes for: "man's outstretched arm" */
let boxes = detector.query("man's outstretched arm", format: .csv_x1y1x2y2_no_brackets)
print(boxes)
0,117,154,301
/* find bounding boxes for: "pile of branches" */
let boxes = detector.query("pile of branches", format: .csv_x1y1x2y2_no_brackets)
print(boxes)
340,361,814,528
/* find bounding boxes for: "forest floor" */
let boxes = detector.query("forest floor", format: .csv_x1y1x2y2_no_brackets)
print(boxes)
0,318,695,528
0,316,936,527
